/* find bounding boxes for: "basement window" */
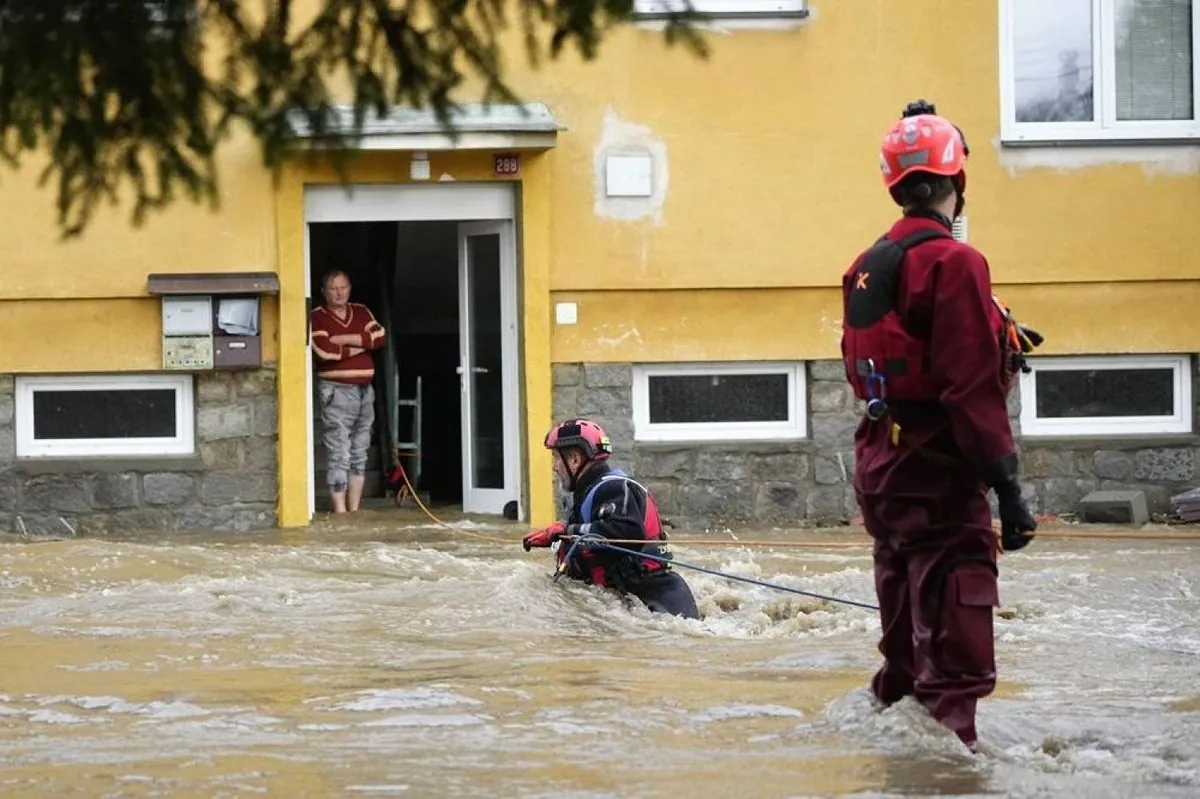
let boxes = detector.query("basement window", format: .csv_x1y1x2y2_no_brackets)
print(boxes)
1018,355,1193,437
15,374,196,458
632,362,807,442
633,0,808,19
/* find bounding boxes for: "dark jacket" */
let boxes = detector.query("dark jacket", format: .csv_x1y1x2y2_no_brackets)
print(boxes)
559,460,662,586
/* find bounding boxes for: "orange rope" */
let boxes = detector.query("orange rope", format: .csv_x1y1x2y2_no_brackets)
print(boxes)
393,463,514,545
386,463,1200,548
562,528,1200,548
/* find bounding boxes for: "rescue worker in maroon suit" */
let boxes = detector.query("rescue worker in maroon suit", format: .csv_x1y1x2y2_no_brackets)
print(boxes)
840,100,1041,752
523,419,700,620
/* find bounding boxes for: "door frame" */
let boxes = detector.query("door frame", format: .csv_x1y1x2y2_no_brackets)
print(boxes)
304,223,316,520
302,183,523,519
457,221,521,515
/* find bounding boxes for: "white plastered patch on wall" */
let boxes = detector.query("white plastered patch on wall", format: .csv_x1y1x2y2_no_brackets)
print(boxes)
593,107,669,224
994,139,1200,177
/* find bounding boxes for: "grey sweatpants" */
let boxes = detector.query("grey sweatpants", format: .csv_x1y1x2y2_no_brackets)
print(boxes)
318,379,375,492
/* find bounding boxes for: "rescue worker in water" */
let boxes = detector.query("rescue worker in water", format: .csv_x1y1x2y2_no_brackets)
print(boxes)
522,419,701,620
840,99,1041,752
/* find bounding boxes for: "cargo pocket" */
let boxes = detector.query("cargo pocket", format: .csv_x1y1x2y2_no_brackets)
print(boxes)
938,564,999,678
954,565,999,608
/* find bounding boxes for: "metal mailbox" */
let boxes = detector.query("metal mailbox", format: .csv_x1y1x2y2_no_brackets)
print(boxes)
148,272,280,373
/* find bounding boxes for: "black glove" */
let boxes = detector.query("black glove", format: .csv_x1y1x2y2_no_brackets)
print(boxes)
1016,323,1044,351
994,479,1037,552
982,455,1037,553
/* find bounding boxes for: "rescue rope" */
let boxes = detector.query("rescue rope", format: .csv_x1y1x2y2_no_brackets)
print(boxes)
391,463,514,545
581,537,867,549
1029,529,1200,542
577,539,880,611
560,530,1200,547
389,464,1200,547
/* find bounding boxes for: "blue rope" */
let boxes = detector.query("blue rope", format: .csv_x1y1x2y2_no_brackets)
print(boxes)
571,539,879,611
552,536,584,583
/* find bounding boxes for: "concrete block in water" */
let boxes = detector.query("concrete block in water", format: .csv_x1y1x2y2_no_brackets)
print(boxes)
1079,489,1149,525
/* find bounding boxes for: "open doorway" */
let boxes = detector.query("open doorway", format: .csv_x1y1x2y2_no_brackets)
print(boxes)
389,221,463,507
307,212,521,518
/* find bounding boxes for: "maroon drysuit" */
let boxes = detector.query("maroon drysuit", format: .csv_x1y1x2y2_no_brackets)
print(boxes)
841,214,1016,750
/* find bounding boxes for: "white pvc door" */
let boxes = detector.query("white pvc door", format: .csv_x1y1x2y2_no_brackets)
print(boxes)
304,223,316,520
457,221,520,515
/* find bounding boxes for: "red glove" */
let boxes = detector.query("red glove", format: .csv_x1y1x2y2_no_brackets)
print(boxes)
523,521,567,551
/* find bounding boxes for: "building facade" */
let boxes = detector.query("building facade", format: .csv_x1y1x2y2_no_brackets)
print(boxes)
1,0,1198,535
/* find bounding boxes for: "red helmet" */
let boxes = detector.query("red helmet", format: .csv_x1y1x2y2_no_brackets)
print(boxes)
879,113,967,189
544,419,613,460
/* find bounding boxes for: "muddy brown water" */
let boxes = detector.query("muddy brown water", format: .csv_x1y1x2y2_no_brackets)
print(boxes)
1,515,1198,797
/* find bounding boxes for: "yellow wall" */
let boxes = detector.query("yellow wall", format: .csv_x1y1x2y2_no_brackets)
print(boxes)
2,1,1198,530
0,128,281,373
493,3,1200,360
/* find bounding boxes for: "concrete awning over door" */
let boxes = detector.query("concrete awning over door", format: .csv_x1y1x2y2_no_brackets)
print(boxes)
286,102,562,151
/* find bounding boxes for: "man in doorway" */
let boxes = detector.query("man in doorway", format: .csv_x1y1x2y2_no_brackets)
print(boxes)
311,270,388,513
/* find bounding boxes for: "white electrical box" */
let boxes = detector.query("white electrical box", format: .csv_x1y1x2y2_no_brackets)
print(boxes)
605,154,653,198
555,302,578,325
162,296,214,336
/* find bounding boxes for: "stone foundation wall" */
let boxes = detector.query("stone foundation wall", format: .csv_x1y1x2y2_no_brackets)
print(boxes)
553,360,1200,529
0,370,279,536
552,362,860,530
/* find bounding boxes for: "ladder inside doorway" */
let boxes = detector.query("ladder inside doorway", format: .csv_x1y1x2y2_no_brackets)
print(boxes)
384,362,427,508
393,375,424,506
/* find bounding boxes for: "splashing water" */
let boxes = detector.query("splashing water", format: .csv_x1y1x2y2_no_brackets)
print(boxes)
0,519,1197,797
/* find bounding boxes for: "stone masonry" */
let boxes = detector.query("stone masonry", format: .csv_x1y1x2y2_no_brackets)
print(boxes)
0,369,278,537
552,359,1200,529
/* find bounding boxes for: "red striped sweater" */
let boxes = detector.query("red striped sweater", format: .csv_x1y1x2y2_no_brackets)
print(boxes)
310,303,387,384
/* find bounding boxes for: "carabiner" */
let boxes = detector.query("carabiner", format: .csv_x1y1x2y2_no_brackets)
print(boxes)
863,358,888,421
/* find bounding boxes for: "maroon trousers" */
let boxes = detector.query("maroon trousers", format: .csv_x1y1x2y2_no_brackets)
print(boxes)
857,487,1000,749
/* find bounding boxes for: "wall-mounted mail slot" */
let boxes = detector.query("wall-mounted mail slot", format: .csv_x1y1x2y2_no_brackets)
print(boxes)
148,271,279,372
214,333,262,369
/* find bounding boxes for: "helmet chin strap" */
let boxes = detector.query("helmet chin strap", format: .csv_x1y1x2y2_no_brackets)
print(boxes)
952,172,967,221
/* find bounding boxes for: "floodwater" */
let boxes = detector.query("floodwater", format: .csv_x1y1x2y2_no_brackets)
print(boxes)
1,514,1198,798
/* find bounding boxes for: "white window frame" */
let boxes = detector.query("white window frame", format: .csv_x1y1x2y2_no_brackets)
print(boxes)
999,0,1200,143
1018,355,1193,437
634,0,807,18
632,361,807,442
15,374,196,458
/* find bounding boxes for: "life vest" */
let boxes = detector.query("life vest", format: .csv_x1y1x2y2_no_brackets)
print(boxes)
556,469,673,588
843,228,1027,409
843,228,950,404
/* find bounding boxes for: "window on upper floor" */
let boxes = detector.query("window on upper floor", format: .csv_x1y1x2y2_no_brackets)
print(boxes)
1018,355,1194,437
634,0,808,19
1000,0,1200,143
